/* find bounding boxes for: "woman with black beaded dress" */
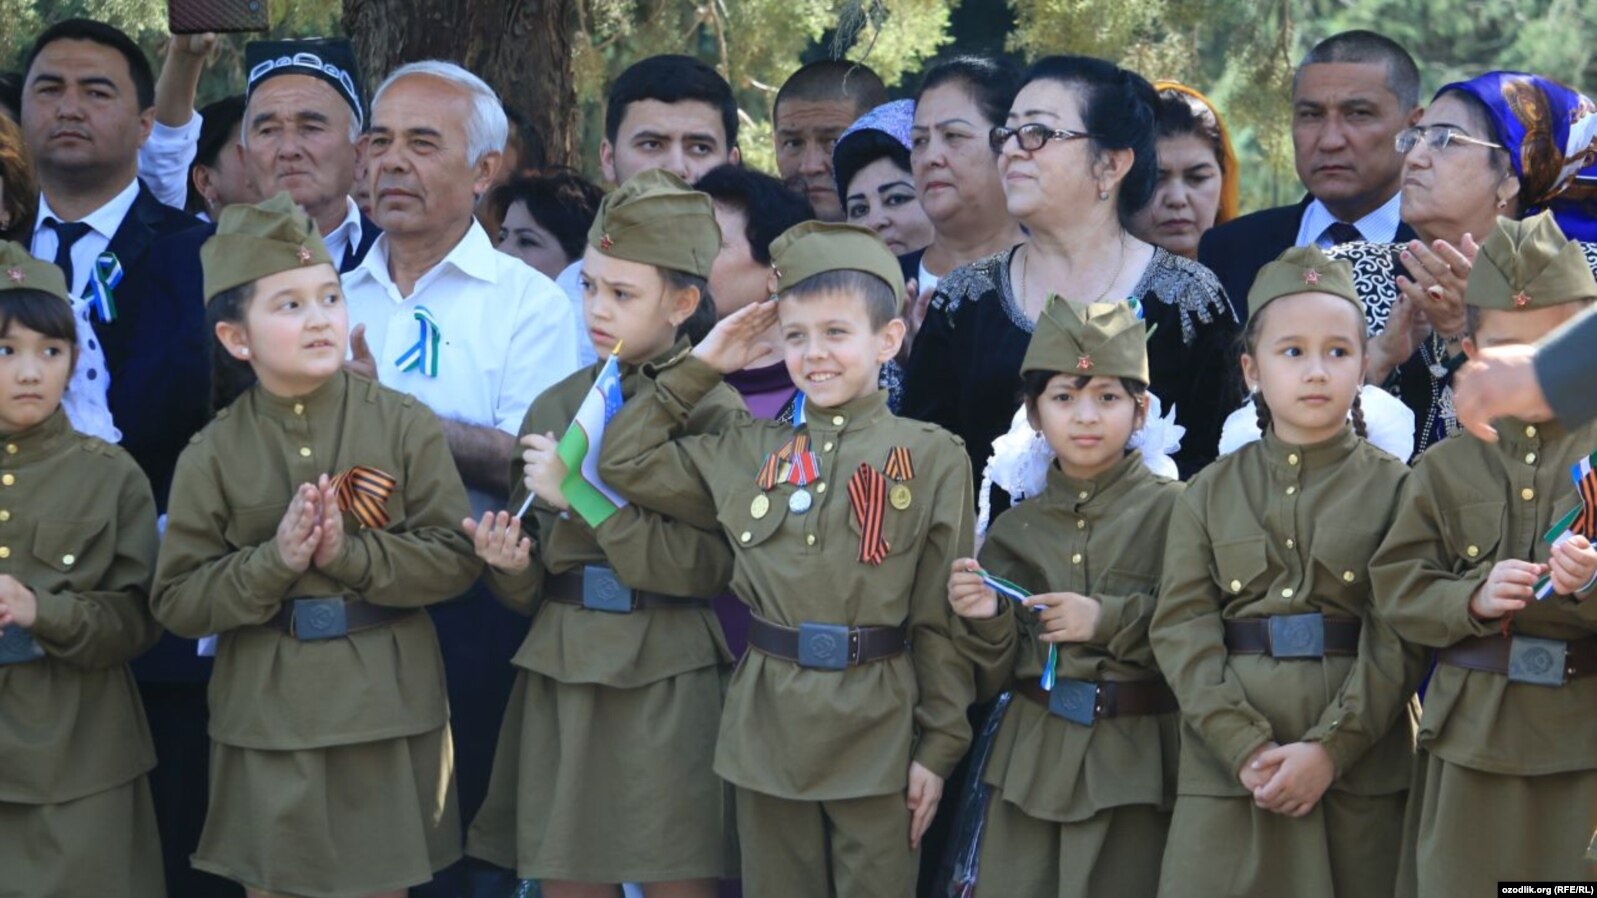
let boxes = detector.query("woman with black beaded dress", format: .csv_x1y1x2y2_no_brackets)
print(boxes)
902,56,1239,494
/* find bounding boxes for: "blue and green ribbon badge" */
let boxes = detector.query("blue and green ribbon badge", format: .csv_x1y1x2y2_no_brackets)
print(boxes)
89,253,122,323
977,568,1059,690
394,305,441,377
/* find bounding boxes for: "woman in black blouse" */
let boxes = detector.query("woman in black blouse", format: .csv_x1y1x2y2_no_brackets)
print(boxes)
902,55,1239,485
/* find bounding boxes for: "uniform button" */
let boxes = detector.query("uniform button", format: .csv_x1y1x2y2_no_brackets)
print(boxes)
0,510,9,522
1525,452,1537,465
1525,425,1538,439
1071,553,1082,565
3,444,14,455
0,547,10,559
823,441,835,452
1521,488,1535,501
1077,491,1089,500
831,415,845,426
299,447,312,458
293,403,305,415
1229,579,1242,593
1342,571,1355,583
1286,486,1297,496
1285,538,1296,550
62,554,75,566
816,482,827,494
1287,453,1300,466
1466,545,1480,558
1076,519,1086,530
1281,588,1295,599
739,531,752,544
2,474,14,486
806,534,816,546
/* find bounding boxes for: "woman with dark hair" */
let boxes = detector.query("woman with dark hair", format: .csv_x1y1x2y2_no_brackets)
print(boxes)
1130,82,1240,261
185,95,256,222
903,55,1238,489
488,169,605,281
832,99,935,258
1329,71,1597,457
0,114,37,242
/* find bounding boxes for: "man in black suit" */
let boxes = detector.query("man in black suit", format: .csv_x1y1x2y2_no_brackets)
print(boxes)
22,19,225,897
240,37,379,274
1199,30,1424,320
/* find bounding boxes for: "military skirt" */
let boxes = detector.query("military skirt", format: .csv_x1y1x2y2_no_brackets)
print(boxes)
192,726,460,897
467,664,734,883
0,775,164,898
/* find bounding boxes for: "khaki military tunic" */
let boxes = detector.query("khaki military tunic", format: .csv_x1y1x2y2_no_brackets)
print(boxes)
1150,427,1420,898
0,409,163,898
600,353,976,896
957,454,1183,898
152,371,480,898
467,349,741,882
1370,418,1597,895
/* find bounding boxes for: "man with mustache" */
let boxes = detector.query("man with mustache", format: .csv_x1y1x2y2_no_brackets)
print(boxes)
1198,30,1422,321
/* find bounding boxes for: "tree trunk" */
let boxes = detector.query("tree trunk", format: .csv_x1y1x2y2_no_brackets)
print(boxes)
341,0,576,168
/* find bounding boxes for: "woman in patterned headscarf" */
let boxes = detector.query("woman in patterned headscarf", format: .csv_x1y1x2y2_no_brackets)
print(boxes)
1331,71,1597,458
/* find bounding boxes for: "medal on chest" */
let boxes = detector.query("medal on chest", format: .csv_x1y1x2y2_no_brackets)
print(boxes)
753,392,822,519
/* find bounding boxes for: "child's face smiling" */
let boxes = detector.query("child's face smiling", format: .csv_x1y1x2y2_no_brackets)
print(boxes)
0,321,72,434
779,289,902,408
1030,374,1142,480
1242,291,1367,446
581,247,697,365
219,263,348,397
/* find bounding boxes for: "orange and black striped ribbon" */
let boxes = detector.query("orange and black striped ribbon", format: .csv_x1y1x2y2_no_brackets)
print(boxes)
847,463,890,565
757,437,798,490
1576,468,1597,537
331,465,399,530
883,446,914,482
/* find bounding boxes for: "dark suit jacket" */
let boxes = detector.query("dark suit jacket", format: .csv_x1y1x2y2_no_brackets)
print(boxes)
342,212,381,274
1197,196,1417,322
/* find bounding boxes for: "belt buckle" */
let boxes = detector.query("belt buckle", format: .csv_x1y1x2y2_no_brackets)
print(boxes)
1048,678,1099,726
1508,635,1568,687
1268,612,1325,659
797,622,851,670
292,597,348,641
0,626,43,665
581,564,634,613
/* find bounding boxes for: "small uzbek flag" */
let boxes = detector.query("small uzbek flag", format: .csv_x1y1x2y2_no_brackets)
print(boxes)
556,346,629,528
1533,451,1597,600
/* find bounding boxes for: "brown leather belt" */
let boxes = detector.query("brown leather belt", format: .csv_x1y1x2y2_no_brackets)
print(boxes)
1438,633,1597,687
263,598,416,640
1224,614,1361,658
1014,676,1178,721
747,615,906,669
544,566,709,612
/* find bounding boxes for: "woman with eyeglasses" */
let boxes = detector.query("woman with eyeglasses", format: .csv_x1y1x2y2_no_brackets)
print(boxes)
902,55,1239,493
1329,71,1597,458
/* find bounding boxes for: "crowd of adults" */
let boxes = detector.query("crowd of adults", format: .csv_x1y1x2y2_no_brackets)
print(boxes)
2,13,1595,898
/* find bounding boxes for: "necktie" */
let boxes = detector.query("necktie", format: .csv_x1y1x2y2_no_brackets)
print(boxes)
1325,221,1363,246
46,219,93,291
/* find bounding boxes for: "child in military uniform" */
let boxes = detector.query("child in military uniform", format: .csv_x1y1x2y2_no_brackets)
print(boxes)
152,194,481,898
597,221,976,898
1150,246,1420,897
0,245,164,897
1370,212,1597,895
945,301,1184,897
463,170,739,896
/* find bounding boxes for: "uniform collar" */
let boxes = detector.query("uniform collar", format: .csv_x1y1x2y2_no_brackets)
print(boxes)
803,389,890,433
0,408,76,465
1047,451,1148,512
1494,416,1565,452
1260,423,1359,471
251,369,350,419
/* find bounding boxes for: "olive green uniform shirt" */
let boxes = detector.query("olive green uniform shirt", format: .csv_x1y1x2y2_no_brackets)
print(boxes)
599,354,977,799
1370,418,1597,775
483,349,740,688
152,372,480,751
1150,427,1421,797
0,410,159,804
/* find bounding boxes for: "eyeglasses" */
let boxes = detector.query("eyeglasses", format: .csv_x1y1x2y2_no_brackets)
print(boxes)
989,123,1097,153
1395,125,1505,154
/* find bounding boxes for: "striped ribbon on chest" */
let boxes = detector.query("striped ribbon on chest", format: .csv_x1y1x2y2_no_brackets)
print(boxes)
884,446,914,481
331,465,399,529
394,306,441,377
88,253,122,323
847,463,890,565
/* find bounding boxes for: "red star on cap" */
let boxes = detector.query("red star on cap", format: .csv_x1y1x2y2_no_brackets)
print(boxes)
296,246,312,264
599,234,614,251
1513,291,1531,308
1076,355,1092,371
1303,268,1321,285
5,268,23,284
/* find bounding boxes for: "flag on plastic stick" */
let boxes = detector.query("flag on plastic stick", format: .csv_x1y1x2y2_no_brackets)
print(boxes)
977,568,1058,690
552,345,629,528
1533,451,1597,600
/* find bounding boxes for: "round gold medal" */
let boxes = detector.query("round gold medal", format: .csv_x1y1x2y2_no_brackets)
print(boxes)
751,494,771,519
890,483,912,510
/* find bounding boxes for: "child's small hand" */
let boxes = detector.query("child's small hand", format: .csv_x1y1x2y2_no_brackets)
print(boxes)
275,484,322,573
691,300,780,373
1237,740,1282,793
1022,591,1101,642
1469,559,1543,619
906,761,944,851
463,511,533,573
1549,535,1597,597
1251,742,1335,817
0,574,38,629
520,432,569,511
947,558,998,619
311,474,345,570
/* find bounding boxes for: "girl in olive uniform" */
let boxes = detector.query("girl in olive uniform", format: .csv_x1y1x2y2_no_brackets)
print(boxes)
946,301,1184,898
0,244,163,897
152,194,481,898
1371,213,1597,894
464,169,739,896
1149,246,1421,898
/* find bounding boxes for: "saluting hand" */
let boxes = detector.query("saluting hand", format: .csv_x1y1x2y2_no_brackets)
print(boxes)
276,484,322,573
521,432,569,511
1251,742,1335,818
312,474,345,570
692,299,781,374
1023,591,1102,643
906,761,944,851
947,558,999,619
1469,559,1543,619
0,574,39,630
1548,535,1597,598
463,511,533,573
